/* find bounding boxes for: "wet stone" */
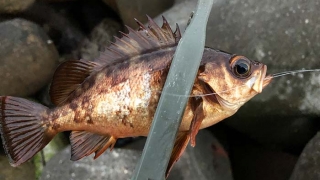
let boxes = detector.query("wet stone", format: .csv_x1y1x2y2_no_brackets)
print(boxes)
155,0,320,150
290,132,320,180
0,0,35,13
232,144,297,180
0,154,35,180
34,133,69,179
168,130,233,180
116,0,174,28
40,147,139,180
210,0,320,150
79,18,122,61
153,0,197,32
40,130,233,180
40,0,79,2
101,0,118,12
127,130,233,180
0,19,59,97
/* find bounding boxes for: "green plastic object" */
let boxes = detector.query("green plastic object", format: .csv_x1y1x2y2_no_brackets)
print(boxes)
131,0,214,179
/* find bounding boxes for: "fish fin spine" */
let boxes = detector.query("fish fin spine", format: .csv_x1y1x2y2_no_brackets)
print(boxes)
95,16,181,64
0,96,55,166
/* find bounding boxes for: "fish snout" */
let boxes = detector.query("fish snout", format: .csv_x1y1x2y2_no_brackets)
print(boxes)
252,65,269,93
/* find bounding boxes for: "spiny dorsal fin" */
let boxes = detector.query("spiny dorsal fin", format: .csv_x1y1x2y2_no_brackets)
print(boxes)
95,15,181,64
49,60,100,106
70,131,117,161
50,16,180,106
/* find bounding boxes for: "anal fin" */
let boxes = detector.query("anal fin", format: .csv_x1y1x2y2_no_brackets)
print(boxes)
70,131,117,161
166,131,190,178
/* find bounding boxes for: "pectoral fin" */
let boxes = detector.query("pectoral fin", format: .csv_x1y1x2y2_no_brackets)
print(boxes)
189,101,204,147
70,131,117,161
165,131,190,178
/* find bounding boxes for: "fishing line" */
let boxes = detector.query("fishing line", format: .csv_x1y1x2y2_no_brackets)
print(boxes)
269,69,320,78
155,68,320,98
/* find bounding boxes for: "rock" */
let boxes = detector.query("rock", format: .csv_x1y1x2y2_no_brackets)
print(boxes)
39,0,77,2
0,19,59,97
211,0,320,150
37,84,54,107
0,154,35,180
79,18,122,61
175,0,189,4
126,130,233,180
40,148,140,180
101,0,118,12
116,0,174,28
34,133,69,179
153,0,196,31
41,130,233,180
290,132,320,180
0,0,35,13
169,130,233,180
232,144,297,180
23,2,86,56
153,0,320,150
70,0,120,35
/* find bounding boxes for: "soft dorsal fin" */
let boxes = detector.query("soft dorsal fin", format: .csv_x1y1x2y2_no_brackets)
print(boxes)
70,131,117,161
95,15,181,64
49,60,100,106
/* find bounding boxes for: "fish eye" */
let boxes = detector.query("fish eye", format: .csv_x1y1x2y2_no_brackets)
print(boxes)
231,58,251,78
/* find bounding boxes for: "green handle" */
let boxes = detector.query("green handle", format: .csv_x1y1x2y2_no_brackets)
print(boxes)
131,0,214,179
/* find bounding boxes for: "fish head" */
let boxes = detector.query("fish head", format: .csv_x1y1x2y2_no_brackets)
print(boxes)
199,52,272,110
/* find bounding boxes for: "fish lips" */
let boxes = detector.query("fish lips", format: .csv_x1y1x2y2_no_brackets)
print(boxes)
252,65,271,93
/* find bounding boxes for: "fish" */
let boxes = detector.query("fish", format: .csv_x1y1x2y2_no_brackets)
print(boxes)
0,16,272,177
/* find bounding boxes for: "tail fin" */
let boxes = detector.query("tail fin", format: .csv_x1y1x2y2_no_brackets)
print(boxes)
0,96,54,166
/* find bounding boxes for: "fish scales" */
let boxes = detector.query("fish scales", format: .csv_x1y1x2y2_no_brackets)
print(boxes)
0,16,272,177
48,47,238,138
49,48,176,137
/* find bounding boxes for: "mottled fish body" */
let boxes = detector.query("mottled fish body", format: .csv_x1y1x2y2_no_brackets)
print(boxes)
0,16,271,177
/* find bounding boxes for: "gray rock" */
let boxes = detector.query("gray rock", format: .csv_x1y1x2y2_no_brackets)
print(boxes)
232,144,297,180
37,84,54,107
168,130,233,180
0,19,59,97
126,130,233,180
154,0,320,149
0,154,35,180
24,2,86,56
40,0,78,2
79,18,122,61
40,147,140,180
101,0,118,12
116,0,174,28
40,130,233,180
34,133,69,178
0,0,35,13
290,132,320,180
153,0,196,31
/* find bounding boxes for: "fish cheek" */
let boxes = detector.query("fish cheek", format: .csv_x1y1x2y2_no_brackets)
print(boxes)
198,63,216,82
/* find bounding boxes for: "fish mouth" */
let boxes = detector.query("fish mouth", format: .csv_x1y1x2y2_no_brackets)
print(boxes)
252,65,271,93
263,74,272,88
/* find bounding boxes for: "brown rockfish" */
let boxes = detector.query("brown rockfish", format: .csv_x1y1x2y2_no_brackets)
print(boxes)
0,16,272,176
